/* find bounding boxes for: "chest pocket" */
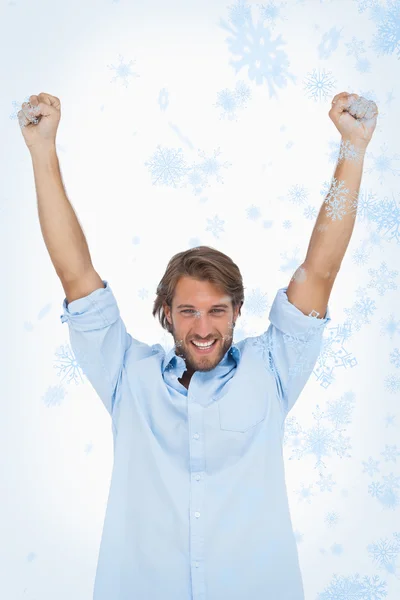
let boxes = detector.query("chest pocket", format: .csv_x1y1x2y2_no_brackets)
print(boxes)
216,370,270,433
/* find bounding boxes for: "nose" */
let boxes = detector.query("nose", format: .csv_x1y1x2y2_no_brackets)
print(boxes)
191,313,217,340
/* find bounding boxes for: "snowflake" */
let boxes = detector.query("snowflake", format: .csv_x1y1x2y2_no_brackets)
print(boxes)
370,0,400,60
338,139,366,163
107,54,140,88
53,344,85,385
318,26,344,60
295,482,315,504
145,146,188,188
303,204,318,220
138,288,149,300
355,0,379,13
389,348,400,368
246,205,262,220
362,456,380,477
368,472,400,510
320,176,358,221
353,187,380,223
185,164,208,195
284,392,355,471
317,573,388,599
379,313,400,339
215,88,240,121
368,533,400,577
259,0,288,30
42,384,67,408
343,288,378,334
205,215,225,238
353,245,371,267
385,413,396,427
234,80,252,106
367,261,398,296
355,56,372,73
324,510,339,527
327,138,345,164
219,3,296,96
216,79,252,121
364,142,400,185
279,247,303,273
345,36,367,58
226,0,252,28
243,288,270,318
384,374,400,394
368,192,400,245
381,444,400,463
303,67,336,102
317,472,337,493
313,322,357,388
287,183,309,205
197,147,231,184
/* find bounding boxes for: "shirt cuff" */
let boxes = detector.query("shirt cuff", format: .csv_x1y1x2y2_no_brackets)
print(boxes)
268,286,331,338
60,279,120,332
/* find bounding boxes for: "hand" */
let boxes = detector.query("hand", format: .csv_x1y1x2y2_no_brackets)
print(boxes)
328,91,378,149
18,92,61,151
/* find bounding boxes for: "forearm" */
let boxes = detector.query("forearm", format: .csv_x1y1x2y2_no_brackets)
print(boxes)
304,138,366,278
30,146,94,280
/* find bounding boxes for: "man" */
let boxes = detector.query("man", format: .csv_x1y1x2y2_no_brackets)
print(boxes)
19,91,378,599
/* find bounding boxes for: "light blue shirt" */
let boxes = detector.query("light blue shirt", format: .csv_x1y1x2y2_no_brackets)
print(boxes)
60,279,331,600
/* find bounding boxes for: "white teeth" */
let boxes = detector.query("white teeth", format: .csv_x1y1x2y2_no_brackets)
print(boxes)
192,340,215,348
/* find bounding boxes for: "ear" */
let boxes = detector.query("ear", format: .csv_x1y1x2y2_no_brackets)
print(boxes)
163,302,171,324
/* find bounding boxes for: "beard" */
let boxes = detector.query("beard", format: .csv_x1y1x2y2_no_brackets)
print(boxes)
172,326,235,374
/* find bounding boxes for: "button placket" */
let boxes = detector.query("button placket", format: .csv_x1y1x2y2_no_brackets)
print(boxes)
187,395,206,599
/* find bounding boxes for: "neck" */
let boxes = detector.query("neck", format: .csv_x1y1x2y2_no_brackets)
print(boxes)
178,374,191,390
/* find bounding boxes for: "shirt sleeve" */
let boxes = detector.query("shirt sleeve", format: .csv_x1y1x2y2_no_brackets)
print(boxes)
60,279,134,417
259,286,331,417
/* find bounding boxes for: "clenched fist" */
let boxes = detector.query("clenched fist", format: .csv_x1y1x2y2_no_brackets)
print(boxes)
329,91,378,149
18,92,61,151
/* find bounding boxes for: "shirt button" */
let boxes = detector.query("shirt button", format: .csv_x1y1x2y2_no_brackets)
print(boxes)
193,433,199,440
195,562,200,568
195,474,201,481
195,511,201,518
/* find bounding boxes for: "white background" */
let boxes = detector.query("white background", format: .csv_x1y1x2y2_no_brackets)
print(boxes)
1,0,400,598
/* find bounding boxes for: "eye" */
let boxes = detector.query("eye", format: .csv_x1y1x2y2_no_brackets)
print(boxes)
181,309,224,314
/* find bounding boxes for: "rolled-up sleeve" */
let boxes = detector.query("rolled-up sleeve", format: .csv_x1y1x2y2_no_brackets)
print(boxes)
60,279,132,417
260,286,331,417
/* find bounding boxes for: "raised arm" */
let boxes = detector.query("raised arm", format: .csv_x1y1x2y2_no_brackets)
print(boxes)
18,92,103,301
19,93,142,420
30,144,103,300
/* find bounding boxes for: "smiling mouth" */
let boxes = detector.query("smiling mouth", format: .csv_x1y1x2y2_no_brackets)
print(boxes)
191,339,218,352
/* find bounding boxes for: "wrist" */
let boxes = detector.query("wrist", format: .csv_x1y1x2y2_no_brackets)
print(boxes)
29,143,57,156
339,137,368,161
340,136,368,151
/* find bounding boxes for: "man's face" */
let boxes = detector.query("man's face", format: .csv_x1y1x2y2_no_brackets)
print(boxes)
164,276,239,377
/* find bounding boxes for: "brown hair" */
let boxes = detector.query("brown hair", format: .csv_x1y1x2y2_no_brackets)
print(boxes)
152,246,245,334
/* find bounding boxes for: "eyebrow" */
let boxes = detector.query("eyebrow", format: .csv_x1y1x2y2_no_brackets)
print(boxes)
176,304,229,309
